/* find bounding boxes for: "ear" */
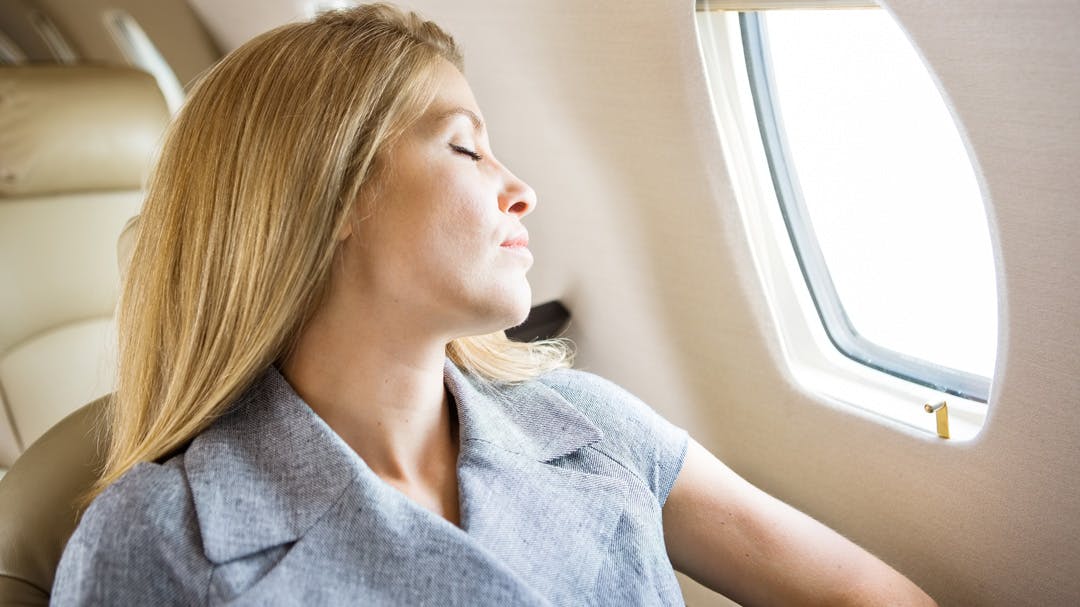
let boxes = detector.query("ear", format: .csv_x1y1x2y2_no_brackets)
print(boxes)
336,198,364,242
336,217,354,241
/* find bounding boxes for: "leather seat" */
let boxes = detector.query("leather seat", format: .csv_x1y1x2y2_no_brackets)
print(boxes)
0,397,108,603
0,65,168,470
0,65,169,604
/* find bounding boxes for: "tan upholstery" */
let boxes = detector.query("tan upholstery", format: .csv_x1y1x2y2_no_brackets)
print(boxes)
0,65,168,604
1,319,116,450
0,65,168,466
0,65,170,197
0,397,107,603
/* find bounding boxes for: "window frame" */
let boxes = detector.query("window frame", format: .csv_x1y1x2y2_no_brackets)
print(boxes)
738,11,991,403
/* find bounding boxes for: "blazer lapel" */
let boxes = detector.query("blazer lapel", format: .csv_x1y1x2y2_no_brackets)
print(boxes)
185,365,557,604
445,361,631,602
183,366,361,564
183,360,630,603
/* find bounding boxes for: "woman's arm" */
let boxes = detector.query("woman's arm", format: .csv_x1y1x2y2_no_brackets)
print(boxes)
662,438,938,607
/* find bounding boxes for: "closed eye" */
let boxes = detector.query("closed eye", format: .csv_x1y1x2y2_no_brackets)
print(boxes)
450,143,483,162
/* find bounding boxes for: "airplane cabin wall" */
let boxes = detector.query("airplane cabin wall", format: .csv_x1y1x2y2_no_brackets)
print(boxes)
379,1,1079,605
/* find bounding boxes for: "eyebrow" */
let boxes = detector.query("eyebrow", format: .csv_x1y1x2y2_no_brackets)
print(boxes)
432,106,486,134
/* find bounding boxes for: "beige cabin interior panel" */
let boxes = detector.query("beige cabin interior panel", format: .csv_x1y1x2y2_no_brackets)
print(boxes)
0,0,219,88
395,2,1079,605
0,0,55,61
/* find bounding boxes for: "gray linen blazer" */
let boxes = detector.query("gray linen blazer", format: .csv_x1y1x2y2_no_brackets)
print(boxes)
52,359,689,606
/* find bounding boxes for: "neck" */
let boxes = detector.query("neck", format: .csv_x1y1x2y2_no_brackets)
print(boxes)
279,293,458,487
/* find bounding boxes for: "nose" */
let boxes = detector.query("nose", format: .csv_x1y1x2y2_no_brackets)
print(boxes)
498,166,537,218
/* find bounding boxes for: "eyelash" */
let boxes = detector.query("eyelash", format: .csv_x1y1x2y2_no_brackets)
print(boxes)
450,144,483,162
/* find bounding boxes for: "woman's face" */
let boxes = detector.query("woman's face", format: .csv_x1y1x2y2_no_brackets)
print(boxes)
341,59,537,339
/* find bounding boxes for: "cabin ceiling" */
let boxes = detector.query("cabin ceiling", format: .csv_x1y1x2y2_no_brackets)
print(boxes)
0,0,219,86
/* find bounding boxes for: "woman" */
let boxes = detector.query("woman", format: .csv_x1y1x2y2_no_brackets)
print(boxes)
53,4,937,605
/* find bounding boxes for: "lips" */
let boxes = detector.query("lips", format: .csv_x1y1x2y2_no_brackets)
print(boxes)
500,232,529,248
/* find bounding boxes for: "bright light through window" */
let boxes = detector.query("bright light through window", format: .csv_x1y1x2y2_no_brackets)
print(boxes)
760,9,997,383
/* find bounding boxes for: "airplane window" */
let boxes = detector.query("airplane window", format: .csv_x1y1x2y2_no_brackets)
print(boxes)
104,11,185,113
695,4,997,428
739,9,997,403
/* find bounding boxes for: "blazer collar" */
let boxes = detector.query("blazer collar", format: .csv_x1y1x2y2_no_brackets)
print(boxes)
444,359,604,463
183,358,604,564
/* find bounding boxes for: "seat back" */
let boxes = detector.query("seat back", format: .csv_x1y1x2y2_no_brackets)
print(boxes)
0,65,169,468
0,397,107,603
0,65,169,604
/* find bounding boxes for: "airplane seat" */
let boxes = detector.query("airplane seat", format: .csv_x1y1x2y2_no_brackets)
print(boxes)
0,64,169,603
0,396,108,604
0,64,168,468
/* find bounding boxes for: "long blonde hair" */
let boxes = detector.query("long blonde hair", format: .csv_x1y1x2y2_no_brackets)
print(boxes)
91,3,570,502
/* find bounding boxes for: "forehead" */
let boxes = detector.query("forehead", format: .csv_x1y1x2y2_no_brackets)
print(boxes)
416,60,486,135
428,106,485,134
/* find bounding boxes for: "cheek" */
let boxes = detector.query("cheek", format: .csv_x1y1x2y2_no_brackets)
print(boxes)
443,201,491,254
387,190,493,285
410,175,490,248
362,170,527,325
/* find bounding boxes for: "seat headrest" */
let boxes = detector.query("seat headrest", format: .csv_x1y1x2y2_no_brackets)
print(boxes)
0,65,171,198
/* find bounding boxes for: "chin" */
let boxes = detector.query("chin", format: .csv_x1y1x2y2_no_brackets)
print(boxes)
497,288,533,331
472,283,533,335
504,299,532,330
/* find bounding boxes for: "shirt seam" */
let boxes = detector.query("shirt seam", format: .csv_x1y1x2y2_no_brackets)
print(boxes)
581,444,655,496
465,436,656,500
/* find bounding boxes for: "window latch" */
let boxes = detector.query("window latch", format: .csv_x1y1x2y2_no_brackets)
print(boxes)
924,401,950,439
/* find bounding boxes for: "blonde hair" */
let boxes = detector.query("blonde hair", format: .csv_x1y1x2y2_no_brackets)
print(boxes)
90,3,570,503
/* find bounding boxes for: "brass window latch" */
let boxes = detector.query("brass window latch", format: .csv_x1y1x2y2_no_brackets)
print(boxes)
924,401,950,439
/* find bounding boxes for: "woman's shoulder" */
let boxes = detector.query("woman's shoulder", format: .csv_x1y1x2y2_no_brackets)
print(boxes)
536,366,617,392
535,367,677,438
52,456,210,604
64,455,201,552
533,367,689,503
86,457,194,523
535,366,645,411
